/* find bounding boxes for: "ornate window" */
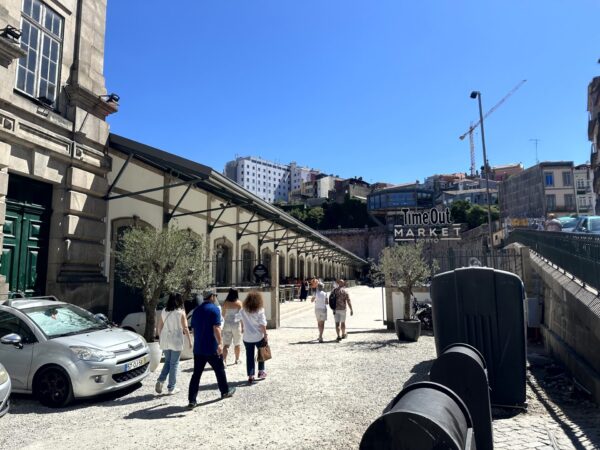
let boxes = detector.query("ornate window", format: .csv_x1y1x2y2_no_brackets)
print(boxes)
242,248,255,284
17,0,63,105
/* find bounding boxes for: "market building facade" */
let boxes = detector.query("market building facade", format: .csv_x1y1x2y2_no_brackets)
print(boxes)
0,0,365,322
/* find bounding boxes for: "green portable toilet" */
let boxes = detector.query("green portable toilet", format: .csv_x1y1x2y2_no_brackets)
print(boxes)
431,266,526,406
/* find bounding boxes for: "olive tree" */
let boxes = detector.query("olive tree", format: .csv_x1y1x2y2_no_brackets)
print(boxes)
115,225,211,342
375,242,437,320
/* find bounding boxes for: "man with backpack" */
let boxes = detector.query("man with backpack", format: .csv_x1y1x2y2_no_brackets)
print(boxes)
329,279,353,342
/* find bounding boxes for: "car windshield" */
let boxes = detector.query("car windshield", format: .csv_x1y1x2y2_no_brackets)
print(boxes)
23,304,108,338
559,218,578,228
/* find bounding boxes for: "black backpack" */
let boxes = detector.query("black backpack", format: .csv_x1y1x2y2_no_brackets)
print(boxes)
328,289,337,310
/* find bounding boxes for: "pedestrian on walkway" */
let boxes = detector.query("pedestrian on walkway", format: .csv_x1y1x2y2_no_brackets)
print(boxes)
300,279,308,302
333,279,353,342
544,214,562,232
222,288,243,366
187,289,236,409
311,281,328,343
156,293,192,395
240,291,268,384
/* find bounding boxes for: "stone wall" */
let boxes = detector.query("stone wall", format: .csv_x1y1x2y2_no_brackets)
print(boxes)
0,0,112,310
320,226,387,262
522,249,600,404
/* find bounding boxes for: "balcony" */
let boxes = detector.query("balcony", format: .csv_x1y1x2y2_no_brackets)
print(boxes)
576,186,592,194
548,205,577,213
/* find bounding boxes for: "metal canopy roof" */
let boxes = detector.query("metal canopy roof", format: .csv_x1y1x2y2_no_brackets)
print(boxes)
108,133,366,266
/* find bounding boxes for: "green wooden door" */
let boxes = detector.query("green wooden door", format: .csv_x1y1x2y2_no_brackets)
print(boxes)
1,201,49,297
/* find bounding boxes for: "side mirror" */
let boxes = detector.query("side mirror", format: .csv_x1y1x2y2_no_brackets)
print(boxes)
1,333,23,349
94,313,109,323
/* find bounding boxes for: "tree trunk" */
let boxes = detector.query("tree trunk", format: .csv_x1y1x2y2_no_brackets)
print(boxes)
403,291,412,321
144,290,161,342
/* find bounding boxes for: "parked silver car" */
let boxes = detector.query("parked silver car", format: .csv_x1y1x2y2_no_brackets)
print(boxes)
0,362,10,417
0,297,150,407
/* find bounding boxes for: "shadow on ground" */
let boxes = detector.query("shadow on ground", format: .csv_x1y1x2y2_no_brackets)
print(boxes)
524,344,600,449
124,403,190,420
8,382,148,414
402,359,435,390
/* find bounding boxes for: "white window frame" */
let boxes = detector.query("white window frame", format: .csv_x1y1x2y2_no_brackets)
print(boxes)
16,0,64,105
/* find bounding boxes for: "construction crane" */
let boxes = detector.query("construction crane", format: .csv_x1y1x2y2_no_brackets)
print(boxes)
460,79,527,176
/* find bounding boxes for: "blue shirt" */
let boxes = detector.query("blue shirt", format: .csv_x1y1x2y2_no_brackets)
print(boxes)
191,301,222,355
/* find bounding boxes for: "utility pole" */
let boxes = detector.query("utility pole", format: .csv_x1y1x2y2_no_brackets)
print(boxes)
529,138,540,164
470,91,495,268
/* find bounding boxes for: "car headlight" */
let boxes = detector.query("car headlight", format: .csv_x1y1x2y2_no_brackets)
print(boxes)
0,367,8,385
70,346,115,362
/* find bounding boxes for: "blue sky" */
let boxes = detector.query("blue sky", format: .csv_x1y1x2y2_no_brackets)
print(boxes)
105,1,600,184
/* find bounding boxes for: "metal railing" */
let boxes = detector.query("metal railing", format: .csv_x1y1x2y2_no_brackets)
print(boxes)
507,229,600,291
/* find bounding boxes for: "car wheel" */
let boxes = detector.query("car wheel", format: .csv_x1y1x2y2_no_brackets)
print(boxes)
35,366,74,408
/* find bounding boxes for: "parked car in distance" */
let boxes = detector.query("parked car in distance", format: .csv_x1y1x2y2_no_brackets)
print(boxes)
0,297,150,407
0,362,10,417
558,216,581,232
572,216,600,234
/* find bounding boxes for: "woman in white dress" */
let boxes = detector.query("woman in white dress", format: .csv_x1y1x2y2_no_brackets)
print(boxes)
222,288,244,365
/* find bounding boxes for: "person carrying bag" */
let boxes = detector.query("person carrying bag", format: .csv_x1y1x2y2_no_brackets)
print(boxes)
257,338,272,362
240,291,269,384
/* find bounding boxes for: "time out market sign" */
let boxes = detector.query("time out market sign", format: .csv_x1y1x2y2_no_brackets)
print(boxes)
393,208,462,242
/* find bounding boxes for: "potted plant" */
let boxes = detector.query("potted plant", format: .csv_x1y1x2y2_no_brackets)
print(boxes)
115,225,211,371
375,241,436,342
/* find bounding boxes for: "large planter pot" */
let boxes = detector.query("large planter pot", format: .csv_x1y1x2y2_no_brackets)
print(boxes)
147,342,162,372
180,337,194,361
395,319,421,342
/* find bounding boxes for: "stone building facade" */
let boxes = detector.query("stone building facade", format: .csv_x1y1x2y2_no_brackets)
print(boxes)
499,162,577,220
0,0,114,310
0,0,365,320
588,76,600,214
320,227,387,263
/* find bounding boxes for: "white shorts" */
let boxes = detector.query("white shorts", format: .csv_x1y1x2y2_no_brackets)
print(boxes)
222,323,242,346
315,309,327,322
334,309,347,323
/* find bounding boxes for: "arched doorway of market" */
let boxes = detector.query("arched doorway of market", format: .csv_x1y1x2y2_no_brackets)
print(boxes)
109,217,152,322
215,237,233,286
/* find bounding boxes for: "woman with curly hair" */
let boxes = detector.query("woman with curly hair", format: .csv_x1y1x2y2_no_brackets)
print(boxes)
240,291,268,384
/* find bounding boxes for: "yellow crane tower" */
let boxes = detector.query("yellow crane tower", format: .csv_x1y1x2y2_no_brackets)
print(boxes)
460,79,527,176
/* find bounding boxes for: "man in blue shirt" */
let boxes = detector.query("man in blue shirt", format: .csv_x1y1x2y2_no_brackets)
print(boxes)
187,289,236,408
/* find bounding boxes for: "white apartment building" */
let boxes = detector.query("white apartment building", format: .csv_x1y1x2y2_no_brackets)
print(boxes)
224,157,317,203
574,164,596,214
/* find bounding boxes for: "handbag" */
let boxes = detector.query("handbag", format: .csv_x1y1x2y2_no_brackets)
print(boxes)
257,341,272,362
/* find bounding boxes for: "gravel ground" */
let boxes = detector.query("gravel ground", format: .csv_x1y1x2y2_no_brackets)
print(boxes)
0,287,436,450
1,286,599,450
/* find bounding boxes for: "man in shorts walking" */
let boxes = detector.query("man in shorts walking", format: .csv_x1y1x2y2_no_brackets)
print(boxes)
334,279,353,342
311,282,328,342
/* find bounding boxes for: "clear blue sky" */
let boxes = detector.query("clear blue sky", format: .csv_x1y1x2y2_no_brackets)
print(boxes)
105,0,600,184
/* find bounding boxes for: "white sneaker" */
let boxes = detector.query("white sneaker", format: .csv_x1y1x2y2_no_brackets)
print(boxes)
167,388,180,395
155,381,163,394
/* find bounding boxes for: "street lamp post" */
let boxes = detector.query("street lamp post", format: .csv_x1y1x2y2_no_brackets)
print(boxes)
470,90,495,268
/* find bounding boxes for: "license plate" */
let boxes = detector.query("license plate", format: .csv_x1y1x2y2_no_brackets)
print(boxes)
124,355,148,372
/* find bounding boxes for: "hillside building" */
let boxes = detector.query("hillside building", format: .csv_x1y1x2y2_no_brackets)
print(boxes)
498,162,577,220
224,156,318,203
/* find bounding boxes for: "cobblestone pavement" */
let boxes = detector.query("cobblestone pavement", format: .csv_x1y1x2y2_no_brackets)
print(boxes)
0,286,598,449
